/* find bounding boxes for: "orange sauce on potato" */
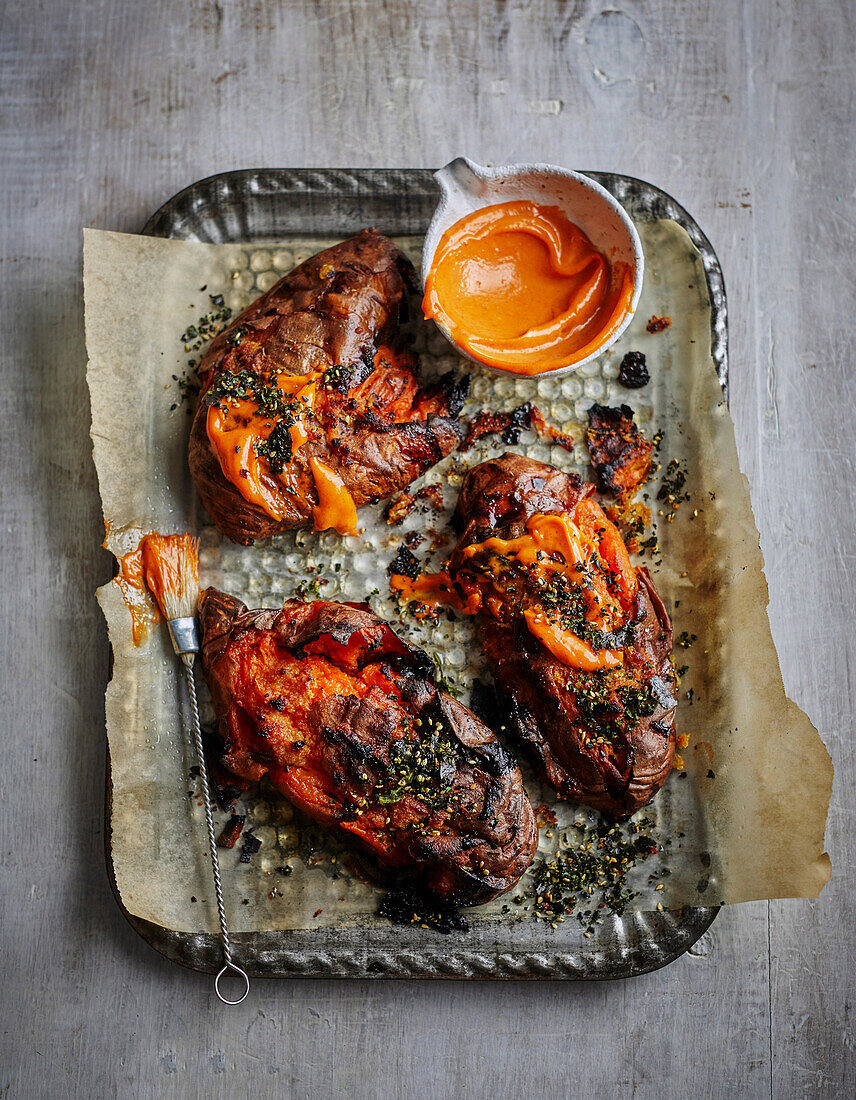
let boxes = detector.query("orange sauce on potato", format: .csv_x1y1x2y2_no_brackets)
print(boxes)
391,503,637,671
206,373,319,523
308,457,359,536
423,201,634,375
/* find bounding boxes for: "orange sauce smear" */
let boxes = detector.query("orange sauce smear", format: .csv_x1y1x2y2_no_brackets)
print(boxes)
308,456,359,536
115,546,159,645
204,367,375,534
115,533,199,646
423,200,634,375
391,502,638,671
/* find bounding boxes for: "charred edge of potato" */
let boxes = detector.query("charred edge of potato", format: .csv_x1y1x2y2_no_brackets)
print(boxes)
585,403,653,502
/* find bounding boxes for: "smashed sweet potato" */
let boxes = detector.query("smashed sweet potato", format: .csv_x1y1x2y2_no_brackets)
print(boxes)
189,230,467,544
198,590,537,904
448,454,677,815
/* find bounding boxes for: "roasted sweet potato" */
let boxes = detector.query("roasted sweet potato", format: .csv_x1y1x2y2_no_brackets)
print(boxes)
189,230,466,545
198,589,537,904
448,454,677,815
585,403,652,503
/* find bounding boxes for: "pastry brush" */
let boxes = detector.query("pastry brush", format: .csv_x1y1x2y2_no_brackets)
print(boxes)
141,533,250,1005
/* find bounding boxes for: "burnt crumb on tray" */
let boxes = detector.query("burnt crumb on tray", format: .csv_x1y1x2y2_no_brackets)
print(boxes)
387,545,420,579
378,884,470,934
216,813,246,849
461,403,533,451
209,759,252,813
646,315,671,333
385,492,416,526
585,403,652,503
385,484,445,526
239,829,262,864
416,484,444,513
617,351,650,389
461,402,574,453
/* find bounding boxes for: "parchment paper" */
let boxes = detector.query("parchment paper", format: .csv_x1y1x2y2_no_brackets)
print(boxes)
85,222,832,934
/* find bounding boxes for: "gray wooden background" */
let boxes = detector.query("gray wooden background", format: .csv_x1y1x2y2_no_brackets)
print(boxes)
2,1,853,1097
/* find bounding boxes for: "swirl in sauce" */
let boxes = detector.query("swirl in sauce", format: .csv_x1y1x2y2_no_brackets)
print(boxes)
423,200,634,375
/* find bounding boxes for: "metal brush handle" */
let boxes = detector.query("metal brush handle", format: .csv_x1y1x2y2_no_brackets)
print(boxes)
170,618,250,1005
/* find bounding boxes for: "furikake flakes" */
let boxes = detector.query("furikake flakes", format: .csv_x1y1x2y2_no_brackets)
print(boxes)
204,369,306,470
180,293,233,351
570,671,659,744
529,818,659,930
479,550,633,654
255,419,295,473
657,458,690,510
617,684,659,725
376,711,464,813
204,369,289,418
173,294,235,410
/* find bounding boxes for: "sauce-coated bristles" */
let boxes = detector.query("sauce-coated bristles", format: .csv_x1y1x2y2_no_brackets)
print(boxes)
141,533,199,621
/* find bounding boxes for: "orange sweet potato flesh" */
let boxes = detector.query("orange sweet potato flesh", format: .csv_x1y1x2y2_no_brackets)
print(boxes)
198,589,537,904
189,230,466,544
449,453,677,816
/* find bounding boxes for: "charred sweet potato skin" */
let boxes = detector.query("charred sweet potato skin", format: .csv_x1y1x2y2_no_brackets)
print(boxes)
198,589,537,904
450,454,676,815
585,403,652,503
189,230,464,545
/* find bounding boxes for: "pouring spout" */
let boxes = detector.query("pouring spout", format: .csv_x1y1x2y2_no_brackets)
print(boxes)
433,157,491,202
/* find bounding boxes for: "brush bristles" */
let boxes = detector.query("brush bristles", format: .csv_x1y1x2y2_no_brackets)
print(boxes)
140,533,200,621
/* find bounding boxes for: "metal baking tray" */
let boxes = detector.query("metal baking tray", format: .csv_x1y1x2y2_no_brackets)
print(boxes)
106,168,723,980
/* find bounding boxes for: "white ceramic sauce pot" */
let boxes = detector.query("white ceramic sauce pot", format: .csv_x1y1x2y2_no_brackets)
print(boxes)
421,157,645,377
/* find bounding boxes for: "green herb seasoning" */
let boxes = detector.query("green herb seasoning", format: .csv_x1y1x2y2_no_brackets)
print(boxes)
376,711,463,813
204,368,308,471
205,369,287,417
174,296,235,409
181,294,233,351
657,458,690,510
294,575,328,600
256,419,295,473
529,818,658,929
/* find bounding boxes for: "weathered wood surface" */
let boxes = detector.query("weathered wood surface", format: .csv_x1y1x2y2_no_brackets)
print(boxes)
1,1,853,1097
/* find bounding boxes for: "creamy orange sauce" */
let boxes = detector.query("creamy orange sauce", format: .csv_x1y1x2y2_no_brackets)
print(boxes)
390,571,482,616
115,547,160,645
206,372,320,523
523,608,622,672
308,457,359,536
391,503,638,670
423,200,634,375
